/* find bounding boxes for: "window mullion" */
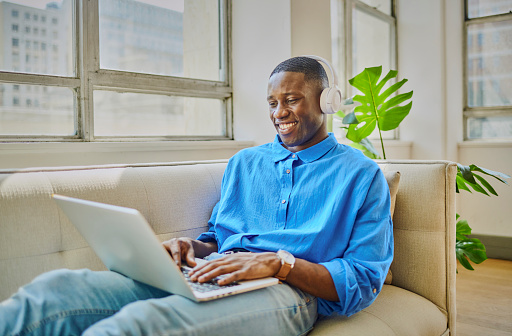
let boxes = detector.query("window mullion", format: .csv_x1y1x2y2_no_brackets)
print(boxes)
79,0,99,142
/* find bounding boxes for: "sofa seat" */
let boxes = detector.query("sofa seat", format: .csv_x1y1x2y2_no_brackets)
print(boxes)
310,285,448,336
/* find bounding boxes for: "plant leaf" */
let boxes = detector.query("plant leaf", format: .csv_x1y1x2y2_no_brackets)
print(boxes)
456,218,472,238
469,164,510,185
348,142,380,159
345,66,412,144
456,175,472,193
456,238,487,264
335,110,346,118
457,164,476,184
379,102,413,131
473,173,498,196
342,112,359,125
359,138,381,159
456,248,474,270
465,179,490,196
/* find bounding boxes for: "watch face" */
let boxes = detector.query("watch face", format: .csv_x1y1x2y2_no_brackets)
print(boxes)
278,250,295,264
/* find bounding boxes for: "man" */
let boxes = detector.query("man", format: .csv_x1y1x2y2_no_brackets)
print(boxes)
0,57,393,336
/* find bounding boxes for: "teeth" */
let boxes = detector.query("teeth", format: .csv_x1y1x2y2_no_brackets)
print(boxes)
278,122,297,130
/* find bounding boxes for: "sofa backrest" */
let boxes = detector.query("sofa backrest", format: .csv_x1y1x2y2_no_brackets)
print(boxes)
378,160,456,329
0,159,456,332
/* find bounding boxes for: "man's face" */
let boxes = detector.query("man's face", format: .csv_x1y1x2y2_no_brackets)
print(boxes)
267,71,328,153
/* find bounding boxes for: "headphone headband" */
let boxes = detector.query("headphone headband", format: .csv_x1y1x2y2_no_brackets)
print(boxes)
300,55,342,114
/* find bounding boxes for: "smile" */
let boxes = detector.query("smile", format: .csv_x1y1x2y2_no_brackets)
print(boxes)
278,122,298,131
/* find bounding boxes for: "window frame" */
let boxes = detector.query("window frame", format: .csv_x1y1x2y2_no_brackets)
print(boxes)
0,0,233,142
463,1,512,141
331,0,398,139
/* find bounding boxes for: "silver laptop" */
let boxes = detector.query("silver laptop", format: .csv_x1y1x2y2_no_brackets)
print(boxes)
52,194,278,302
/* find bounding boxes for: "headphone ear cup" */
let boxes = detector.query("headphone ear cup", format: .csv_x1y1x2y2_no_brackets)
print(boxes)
320,86,343,114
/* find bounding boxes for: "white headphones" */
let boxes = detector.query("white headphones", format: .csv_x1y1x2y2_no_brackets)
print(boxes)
302,55,343,114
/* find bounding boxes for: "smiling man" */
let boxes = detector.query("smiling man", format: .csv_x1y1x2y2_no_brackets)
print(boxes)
0,57,393,336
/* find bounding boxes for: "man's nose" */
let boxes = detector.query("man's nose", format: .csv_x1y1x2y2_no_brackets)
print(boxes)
273,103,289,119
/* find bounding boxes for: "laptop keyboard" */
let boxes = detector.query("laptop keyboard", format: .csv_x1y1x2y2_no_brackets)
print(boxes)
181,267,240,293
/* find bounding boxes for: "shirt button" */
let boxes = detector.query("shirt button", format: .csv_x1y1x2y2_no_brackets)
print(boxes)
281,200,286,204
373,288,377,294
286,169,290,174
292,154,296,158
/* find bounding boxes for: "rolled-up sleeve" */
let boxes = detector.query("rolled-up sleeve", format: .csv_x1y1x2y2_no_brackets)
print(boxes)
318,171,394,316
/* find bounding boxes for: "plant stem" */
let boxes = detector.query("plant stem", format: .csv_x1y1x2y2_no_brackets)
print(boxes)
378,126,386,159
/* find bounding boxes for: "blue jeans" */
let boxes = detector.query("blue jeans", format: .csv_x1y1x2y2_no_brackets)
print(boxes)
0,269,317,336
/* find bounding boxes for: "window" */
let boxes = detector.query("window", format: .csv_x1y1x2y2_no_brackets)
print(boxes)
332,0,397,139
0,0,231,141
12,38,19,47
12,24,19,32
464,0,512,139
24,12,30,20
12,10,19,18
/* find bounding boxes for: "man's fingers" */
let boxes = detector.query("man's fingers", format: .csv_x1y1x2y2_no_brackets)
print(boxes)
191,263,239,283
170,245,182,267
185,248,197,267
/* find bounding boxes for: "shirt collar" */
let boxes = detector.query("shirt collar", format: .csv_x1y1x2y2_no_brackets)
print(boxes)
272,133,338,163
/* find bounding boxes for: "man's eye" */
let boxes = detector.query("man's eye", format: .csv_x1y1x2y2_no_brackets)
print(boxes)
268,102,277,108
287,99,297,104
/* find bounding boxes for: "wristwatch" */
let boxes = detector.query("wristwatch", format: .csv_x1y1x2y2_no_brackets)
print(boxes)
275,250,295,281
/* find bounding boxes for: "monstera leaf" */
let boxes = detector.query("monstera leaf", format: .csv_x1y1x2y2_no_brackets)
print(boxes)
456,163,510,195
455,214,487,271
342,66,413,158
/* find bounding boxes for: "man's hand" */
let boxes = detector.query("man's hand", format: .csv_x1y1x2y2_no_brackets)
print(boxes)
189,252,281,286
162,238,218,267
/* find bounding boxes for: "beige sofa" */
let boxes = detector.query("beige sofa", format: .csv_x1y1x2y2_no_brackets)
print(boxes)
0,160,456,335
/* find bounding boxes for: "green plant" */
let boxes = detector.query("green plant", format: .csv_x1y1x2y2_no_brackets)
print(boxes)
339,66,510,271
454,164,509,270
339,66,413,160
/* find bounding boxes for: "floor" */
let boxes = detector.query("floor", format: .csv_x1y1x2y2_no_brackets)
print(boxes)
456,258,512,335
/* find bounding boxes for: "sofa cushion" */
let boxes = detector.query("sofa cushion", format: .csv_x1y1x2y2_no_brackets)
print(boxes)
383,170,400,217
309,285,448,336
383,170,400,284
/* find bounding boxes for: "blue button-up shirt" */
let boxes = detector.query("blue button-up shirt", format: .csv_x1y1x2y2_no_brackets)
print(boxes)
197,133,393,316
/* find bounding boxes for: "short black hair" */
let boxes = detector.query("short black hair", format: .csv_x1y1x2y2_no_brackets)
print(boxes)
269,56,329,90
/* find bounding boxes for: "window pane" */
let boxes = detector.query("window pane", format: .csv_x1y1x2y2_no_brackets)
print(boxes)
358,0,392,15
467,20,512,107
351,8,395,140
0,0,74,76
0,84,75,135
468,116,512,138
99,0,222,81
352,8,392,79
94,91,225,137
467,0,512,19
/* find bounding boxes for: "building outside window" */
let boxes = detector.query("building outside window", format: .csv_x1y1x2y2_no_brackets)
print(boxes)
464,0,512,139
0,0,231,141
332,0,397,140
